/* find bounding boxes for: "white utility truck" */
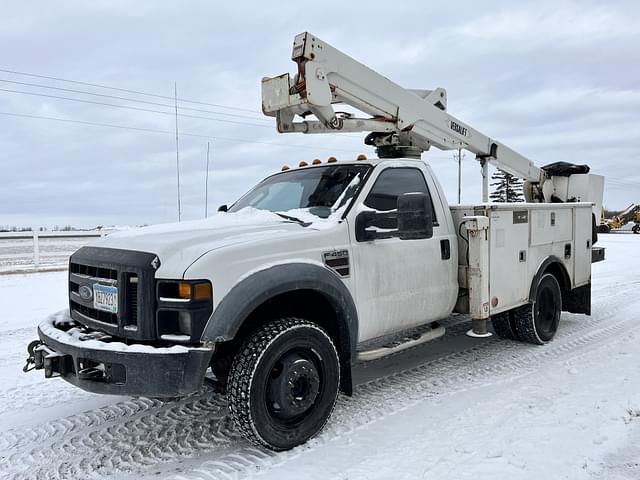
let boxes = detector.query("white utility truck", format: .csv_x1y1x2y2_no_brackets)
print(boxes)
26,32,605,451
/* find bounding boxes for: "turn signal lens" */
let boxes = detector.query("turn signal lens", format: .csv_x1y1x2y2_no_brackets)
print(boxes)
178,283,192,299
193,283,213,301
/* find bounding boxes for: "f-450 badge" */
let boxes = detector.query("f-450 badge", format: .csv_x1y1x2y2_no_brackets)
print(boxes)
322,249,350,277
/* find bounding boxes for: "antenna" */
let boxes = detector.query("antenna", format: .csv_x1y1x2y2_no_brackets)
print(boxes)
174,81,182,222
205,141,211,218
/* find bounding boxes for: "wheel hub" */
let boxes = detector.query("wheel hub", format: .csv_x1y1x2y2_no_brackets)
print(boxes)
267,354,320,420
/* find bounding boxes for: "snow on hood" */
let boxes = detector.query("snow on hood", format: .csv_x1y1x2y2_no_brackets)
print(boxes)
92,207,344,277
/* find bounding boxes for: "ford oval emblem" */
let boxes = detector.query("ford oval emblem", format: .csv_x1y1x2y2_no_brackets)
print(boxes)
79,285,93,301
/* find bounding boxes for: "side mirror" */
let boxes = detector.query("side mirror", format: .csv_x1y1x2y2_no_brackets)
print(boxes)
355,210,398,242
355,211,377,242
217,204,228,212
397,192,433,240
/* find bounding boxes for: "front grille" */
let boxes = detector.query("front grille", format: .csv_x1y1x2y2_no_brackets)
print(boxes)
125,274,138,327
68,247,158,341
70,262,118,280
71,300,118,325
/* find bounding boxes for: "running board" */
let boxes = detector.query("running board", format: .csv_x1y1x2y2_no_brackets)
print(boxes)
356,323,446,361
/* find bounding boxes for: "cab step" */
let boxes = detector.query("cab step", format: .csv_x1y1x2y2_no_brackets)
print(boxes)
356,322,446,361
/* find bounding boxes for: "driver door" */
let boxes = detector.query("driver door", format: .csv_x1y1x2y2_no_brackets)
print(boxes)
349,165,455,342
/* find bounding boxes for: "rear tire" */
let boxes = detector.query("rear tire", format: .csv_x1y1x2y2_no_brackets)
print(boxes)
227,318,340,451
491,311,520,341
513,273,562,345
633,224,640,234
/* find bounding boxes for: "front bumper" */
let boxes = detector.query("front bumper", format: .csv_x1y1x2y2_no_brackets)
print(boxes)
32,311,214,397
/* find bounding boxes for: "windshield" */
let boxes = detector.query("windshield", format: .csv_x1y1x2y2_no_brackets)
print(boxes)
228,164,370,219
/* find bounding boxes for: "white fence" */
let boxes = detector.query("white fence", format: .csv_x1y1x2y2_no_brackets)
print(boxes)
0,231,110,274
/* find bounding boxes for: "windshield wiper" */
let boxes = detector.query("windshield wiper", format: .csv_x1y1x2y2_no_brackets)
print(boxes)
274,212,311,227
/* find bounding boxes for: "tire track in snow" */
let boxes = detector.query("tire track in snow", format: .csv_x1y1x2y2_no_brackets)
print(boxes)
0,280,633,480
0,381,101,416
170,287,638,480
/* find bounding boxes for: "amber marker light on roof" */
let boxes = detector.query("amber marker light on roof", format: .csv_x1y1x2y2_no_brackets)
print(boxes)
281,165,290,171
357,154,367,160
299,161,308,167
312,159,322,165
327,156,337,163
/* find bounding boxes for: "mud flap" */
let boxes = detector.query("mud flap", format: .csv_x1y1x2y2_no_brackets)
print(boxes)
562,283,591,316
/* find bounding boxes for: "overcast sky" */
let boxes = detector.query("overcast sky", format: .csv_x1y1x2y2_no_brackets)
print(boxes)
1,0,639,228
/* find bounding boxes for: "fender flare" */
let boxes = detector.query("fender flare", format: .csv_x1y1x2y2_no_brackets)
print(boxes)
528,255,571,303
201,262,358,394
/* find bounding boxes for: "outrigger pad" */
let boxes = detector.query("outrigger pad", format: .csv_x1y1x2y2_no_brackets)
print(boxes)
543,161,590,177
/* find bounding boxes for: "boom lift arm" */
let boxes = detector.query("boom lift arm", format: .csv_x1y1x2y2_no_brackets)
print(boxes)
262,32,603,211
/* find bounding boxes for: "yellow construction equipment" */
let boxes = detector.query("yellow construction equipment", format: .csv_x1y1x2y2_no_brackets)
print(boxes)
599,204,640,234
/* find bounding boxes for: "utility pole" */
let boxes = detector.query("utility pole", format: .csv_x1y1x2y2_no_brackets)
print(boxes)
454,148,465,204
457,148,461,204
205,141,210,218
174,81,182,222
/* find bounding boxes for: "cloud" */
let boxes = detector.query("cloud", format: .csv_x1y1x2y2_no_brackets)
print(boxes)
0,0,638,228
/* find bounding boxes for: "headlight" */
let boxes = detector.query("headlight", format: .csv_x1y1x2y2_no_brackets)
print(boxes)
156,280,213,343
159,280,213,303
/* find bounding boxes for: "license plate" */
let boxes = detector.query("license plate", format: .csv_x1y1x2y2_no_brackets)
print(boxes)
93,284,118,314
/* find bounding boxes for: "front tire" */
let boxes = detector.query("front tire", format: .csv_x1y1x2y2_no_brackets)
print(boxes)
227,318,340,451
513,273,562,345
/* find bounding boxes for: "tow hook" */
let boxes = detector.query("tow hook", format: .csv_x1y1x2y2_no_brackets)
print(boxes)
23,340,42,372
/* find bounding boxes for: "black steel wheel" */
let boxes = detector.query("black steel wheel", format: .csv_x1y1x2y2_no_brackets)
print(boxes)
227,318,340,450
633,224,639,234
513,273,562,345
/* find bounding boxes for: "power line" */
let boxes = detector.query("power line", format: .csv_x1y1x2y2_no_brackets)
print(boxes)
0,67,261,114
0,81,365,136
0,87,272,128
607,177,639,186
0,78,270,121
0,110,365,154
0,68,360,137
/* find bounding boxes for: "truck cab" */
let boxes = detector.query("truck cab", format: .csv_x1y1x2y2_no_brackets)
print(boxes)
30,158,462,447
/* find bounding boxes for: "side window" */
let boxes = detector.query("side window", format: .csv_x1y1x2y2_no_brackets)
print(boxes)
363,168,438,228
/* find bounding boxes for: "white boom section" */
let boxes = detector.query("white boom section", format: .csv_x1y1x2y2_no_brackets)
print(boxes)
262,32,605,214
261,32,542,184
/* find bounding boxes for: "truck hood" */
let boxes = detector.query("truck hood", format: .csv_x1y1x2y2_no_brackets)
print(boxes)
93,208,336,277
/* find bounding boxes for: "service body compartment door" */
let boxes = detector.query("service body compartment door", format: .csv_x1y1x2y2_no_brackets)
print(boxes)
488,208,529,313
573,206,593,286
530,209,573,246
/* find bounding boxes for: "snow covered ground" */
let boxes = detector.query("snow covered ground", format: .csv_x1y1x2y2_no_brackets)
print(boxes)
0,234,638,479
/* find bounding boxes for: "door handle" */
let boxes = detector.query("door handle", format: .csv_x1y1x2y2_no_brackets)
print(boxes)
440,239,450,260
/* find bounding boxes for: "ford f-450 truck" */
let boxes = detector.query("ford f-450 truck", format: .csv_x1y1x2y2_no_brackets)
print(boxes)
26,33,605,450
